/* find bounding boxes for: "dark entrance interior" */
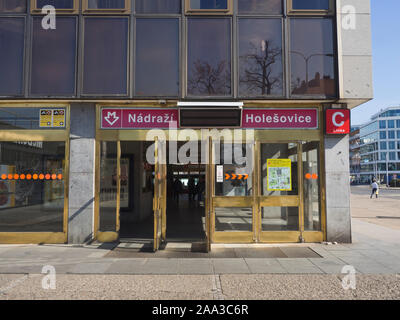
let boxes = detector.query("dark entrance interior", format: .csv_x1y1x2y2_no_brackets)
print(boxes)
119,141,206,243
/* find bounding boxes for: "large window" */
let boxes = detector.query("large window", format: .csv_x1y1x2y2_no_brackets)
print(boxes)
0,0,338,100
290,18,336,97
135,19,179,97
83,17,129,96
31,17,77,96
0,18,25,96
238,18,283,97
187,18,231,96
0,141,65,232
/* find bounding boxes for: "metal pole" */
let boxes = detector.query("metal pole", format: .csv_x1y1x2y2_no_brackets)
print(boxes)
386,151,389,187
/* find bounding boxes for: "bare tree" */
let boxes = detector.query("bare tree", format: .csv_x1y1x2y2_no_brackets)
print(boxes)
240,40,282,95
188,59,231,95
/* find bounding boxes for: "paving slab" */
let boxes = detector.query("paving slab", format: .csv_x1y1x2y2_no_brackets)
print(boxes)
244,258,287,274
212,259,251,274
177,259,214,274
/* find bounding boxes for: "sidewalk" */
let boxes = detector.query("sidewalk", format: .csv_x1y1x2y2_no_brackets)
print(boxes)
0,218,399,299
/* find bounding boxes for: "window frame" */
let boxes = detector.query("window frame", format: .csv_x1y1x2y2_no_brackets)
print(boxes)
184,0,233,15
287,0,335,16
82,0,131,15
30,0,79,14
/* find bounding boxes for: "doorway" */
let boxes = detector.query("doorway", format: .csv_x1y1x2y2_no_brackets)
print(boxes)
109,140,209,250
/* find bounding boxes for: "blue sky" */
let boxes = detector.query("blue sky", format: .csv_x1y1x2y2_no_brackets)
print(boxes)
351,0,400,125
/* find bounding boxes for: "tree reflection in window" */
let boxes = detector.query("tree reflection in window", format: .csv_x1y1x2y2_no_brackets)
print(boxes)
239,19,283,97
187,18,231,96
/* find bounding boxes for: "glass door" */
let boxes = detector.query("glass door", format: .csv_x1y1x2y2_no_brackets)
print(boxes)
257,142,303,242
211,141,255,243
153,138,166,252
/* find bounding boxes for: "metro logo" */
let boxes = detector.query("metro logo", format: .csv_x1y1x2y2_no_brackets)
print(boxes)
325,109,350,134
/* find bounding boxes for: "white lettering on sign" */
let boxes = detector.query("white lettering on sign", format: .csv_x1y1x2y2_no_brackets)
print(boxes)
245,113,313,124
332,112,345,127
104,112,119,126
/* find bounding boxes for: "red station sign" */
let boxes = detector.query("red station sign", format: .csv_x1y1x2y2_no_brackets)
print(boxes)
325,109,350,134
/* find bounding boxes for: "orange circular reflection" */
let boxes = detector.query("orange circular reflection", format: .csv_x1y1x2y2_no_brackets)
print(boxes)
20,174,26,180
52,174,57,180
7,174,13,180
45,174,51,180
312,174,318,180
57,174,63,180
1,174,6,180
39,174,45,180
14,174,19,180
305,173,312,180
33,174,38,180
26,174,32,180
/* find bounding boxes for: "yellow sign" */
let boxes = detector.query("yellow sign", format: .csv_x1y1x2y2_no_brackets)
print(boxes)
40,109,66,128
267,159,292,191
40,109,52,128
52,109,65,128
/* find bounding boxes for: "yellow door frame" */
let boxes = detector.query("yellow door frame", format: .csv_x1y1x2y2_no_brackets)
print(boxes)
0,103,70,244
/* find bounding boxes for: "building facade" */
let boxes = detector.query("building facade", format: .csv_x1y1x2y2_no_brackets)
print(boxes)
359,107,400,185
0,0,372,248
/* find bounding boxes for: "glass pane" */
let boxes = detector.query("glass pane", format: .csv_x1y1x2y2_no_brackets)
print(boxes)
0,18,24,96
190,0,227,10
215,207,252,232
135,19,179,97
302,142,321,231
31,17,76,96
83,18,128,95
0,107,66,130
239,18,283,97
238,0,282,14
214,143,253,196
88,0,125,9
261,143,298,196
100,141,117,231
136,0,181,14
292,0,330,10
0,141,65,232
290,18,336,97
36,0,74,9
188,18,231,96
262,207,299,231
0,0,26,12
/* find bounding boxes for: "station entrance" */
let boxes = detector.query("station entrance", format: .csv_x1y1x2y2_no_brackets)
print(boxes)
95,127,325,251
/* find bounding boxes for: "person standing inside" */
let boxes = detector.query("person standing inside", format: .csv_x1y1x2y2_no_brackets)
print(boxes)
370,179,379,199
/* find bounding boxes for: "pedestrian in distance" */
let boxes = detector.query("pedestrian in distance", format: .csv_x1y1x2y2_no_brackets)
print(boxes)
370,179,379,199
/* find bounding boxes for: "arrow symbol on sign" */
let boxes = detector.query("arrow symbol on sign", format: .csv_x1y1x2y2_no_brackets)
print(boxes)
231,174,237,180
105,112,119,126
238,175,243,180
225,174,230,180
244,174,249,180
